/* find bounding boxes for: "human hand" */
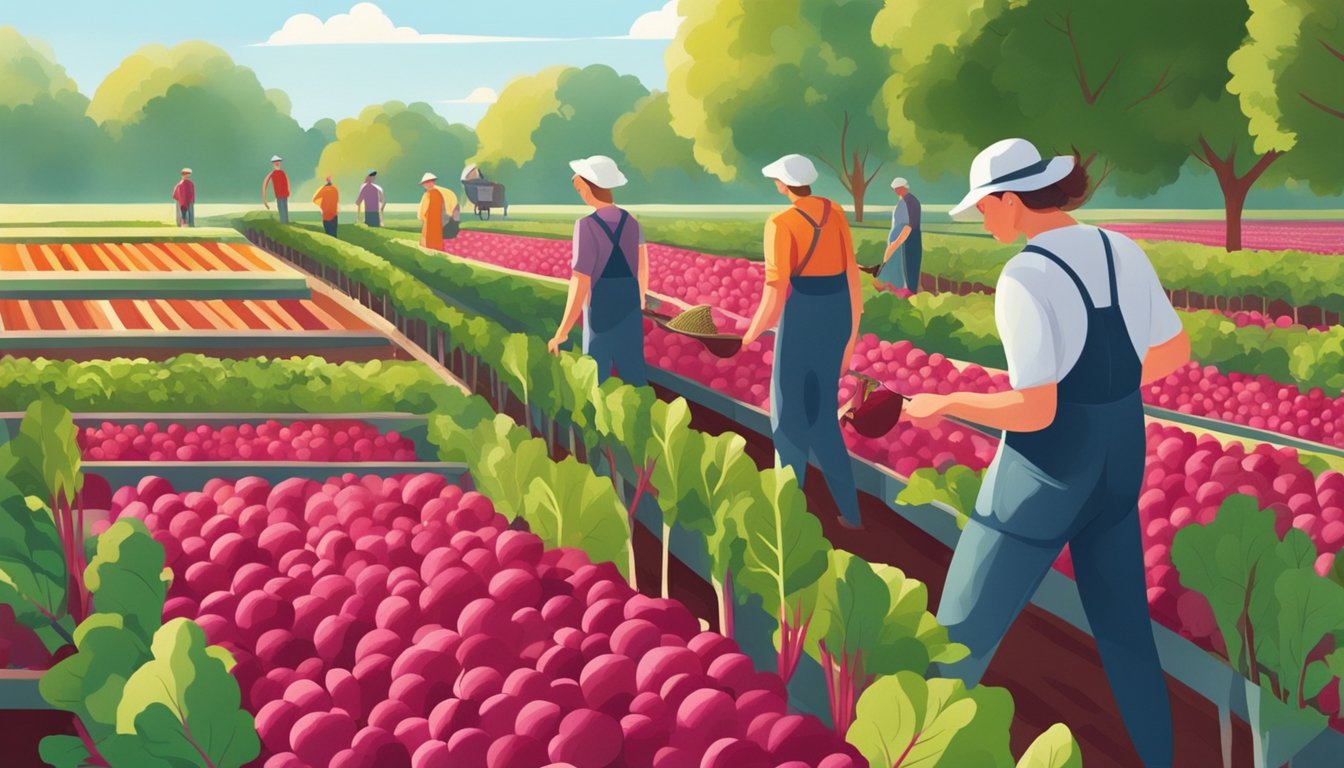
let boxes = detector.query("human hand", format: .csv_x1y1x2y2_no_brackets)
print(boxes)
547,335,564,356
903,393,949,429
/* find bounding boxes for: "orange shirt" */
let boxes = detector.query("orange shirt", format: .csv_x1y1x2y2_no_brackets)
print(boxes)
763,196,854,283
312,185,339,219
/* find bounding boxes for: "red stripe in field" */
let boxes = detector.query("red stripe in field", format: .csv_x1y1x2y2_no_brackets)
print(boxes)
29,300,65,330
30,246,57,271
130,244,170,271
222,300,266,329
166,300,210,329
69,244,100,270
199,243,246,272
312,294,368,330
276,300,322,331
146,301,182,331
222,243,275,272
109,300,151,330
0,302,21,330
63,301,99,331
50,246,78,271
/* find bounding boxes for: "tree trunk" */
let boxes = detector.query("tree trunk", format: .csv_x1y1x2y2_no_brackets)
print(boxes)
1194,137,1280,253
847,163,869,223
1221,177,1247,252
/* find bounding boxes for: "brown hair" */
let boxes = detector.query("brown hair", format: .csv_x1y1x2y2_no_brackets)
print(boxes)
577,177,614,204
991,162,1090,211
786,184,812,197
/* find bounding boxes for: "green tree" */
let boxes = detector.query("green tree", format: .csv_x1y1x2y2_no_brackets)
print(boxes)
308,101,477,203
91,42,324,201
667,0,892,219
0,27,111,202
1228,0,1344,197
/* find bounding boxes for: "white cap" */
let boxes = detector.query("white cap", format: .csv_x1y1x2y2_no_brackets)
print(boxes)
948,138,1075,220
461,164,480,181
890,177,909,189
569,155,628,189
270,155,283,162
761,154,818,186
420,172,438,184
181,168,192,174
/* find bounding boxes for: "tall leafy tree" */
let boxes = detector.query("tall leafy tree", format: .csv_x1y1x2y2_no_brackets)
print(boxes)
667,0,892,219
309,101,477,203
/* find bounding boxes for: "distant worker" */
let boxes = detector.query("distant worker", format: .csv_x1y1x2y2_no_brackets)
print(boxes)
417,173,461,250
172,168,195,228
355,170,385,227
262,155,291,224
547,155,648,387
741,154,862,529
876,177,923,294
313,176,339,237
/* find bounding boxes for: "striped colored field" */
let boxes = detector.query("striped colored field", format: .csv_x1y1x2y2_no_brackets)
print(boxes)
0,294,372,333
0,242,282,273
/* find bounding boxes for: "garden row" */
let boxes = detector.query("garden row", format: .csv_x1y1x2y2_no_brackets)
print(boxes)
243,217,1344,764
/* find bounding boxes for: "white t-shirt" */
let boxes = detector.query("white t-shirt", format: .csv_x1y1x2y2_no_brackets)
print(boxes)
996,224,1182,390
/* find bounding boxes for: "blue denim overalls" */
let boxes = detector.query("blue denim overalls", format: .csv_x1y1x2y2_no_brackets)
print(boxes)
771,201,862,526
936,230,1173,767
583,210,647,386
877,195,921,292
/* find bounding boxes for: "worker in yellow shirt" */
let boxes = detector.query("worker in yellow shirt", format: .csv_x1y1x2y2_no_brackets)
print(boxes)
418,172,461,251
741,154,864,529
313,176,340,237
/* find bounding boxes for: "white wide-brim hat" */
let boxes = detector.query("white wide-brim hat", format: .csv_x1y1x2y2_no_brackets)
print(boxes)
270,155,283,162
890,176,909,190
181,168,192,174
420,172,438,184
948,138,1075,220
762,154,818,186
570,155,628,189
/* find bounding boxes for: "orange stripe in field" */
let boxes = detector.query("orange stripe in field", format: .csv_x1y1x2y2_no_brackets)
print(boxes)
0,303,19,331
51,300,80,330
88,244,124,271
98,243,137,272
204,299,246,329
63,301,97,331
240,300,286,331
164,242,209,272
81,301,114,330
251,300,302,331
130,300,166,331
32,245,61,271
177,242,225,272
287,299,329,331
108,300,150,331
268,302,311,331
28,300,63,330
14,301,39,330
166,300,210,329
299,297,342,330
122,243,166,271
69,244,99,271
0,244,22,271
110,243,150,271
313,294,372,330
219,243,275,272
44,245,75,271
16,245,40,272
140,243,183,271
222,300,264,329
191,243,243,272
196,300,235,330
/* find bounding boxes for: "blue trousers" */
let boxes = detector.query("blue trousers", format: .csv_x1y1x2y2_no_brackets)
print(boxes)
583,313,646,386
365,210,381,227
276,197,289,224
937,464,1173,767
322,217,337,237
771,274,860,525
876,237,922,292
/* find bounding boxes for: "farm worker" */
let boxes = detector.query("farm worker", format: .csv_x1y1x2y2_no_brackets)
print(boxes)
172,169,195,228
355,170,385,227
313,176,339,237
905,138,1190,768
875,177,922,293
741,154,863,530
262,155,291,224
547,155,649,387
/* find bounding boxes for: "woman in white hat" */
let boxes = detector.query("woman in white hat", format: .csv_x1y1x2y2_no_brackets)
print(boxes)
875,177,921,293
547,155,648,386
905,138,1190,766
417,173,459,250
741,154,864,529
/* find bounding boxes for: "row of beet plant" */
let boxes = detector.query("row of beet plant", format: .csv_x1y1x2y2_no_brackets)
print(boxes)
239,218,1087,762
0,401,257,767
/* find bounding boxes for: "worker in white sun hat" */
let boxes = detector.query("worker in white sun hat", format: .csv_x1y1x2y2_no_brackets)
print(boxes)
741,153,863,530
417,172,459,250
874,176,922,293
548,155,649,386
904,138,1190,768
262,155,290,224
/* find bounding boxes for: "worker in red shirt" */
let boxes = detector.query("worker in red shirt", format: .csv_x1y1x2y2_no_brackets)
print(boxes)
172,168,195,227
262,155,291,223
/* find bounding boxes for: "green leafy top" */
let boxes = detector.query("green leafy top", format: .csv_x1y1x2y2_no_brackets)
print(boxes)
736,468,829,614
85,518,169,641
523,456,632,578
0,481,67,631
1014,724,1083,768
847,671,1015,768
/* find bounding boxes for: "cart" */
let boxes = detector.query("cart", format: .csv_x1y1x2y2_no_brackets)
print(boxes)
461,165,507,220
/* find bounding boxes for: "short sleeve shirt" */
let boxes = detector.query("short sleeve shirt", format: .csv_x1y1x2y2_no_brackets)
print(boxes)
572,207,644,278
889,194,922,244
269,170,290,198
763,197,854,283
356,183,382,208
996,225,1182,389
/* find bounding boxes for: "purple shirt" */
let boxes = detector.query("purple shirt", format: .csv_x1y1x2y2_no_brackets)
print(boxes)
571,207,643,278
356,182,383,209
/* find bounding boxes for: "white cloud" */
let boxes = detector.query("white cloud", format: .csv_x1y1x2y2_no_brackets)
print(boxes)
441,87,499,105
625,1,684,40
258,3,567,46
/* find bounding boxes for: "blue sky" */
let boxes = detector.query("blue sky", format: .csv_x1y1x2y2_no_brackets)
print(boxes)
6,1,677,127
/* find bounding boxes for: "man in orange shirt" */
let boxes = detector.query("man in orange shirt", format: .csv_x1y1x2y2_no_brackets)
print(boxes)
741,154,864,529
313,176,339,237
262,155,291,223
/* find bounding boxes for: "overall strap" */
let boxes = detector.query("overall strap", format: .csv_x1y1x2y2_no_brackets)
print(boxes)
589,209,629,247
1099,230,1120,308
791,200,832,277
1021,244,1096,312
